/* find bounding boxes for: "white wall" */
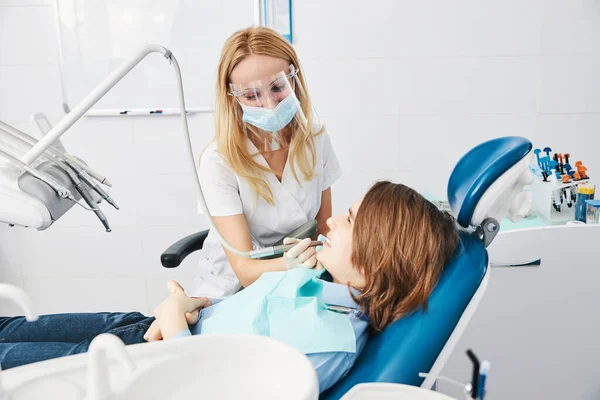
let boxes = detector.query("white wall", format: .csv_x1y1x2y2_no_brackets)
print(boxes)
1,1,600,319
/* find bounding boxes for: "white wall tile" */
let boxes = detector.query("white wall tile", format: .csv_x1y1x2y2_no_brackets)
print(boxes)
0,65,63,122
186,112,216,158
0,226,25,315
60,117,136,178
541,0,600,55
426,0,541,57
134,172,205,228
539,56,600,113
17,226,144,278
405,57,540,115
294,0,431,59
324,115,400,172
295,0,541,58
0,1,52,5
0,275,25,316
0,225,25,278
304,57,540,116
396,114,537,197
145,277,171,315
22,277,148,314
536,113,600,178
132,117,198,175
0,5,58,65
301,59,400,116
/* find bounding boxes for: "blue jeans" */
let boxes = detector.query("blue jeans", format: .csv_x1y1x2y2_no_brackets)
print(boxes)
0,312,154,369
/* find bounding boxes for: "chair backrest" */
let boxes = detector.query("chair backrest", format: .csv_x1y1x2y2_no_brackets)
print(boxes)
321,136,533,400
320,231,488,399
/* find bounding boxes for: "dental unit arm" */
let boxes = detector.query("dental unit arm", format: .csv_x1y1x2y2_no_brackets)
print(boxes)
0,44,265,259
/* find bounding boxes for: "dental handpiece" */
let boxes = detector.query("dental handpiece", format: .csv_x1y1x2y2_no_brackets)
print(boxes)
0,119,113,188
62,158,119,210
63,153,112,187
61,164,111,232
248,240,323,259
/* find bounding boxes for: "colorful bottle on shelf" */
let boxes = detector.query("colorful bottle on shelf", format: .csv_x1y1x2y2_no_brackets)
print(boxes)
575,184,595,223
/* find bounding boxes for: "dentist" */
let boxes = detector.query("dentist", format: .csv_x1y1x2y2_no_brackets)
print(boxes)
191,26,342,297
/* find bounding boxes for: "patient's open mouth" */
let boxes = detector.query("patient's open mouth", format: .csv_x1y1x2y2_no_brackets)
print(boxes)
318,234,331,248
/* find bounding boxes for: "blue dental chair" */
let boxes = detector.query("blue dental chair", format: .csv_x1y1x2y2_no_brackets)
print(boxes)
321,136,533,399
161,136,534,399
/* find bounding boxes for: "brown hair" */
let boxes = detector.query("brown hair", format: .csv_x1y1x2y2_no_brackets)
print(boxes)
352,181,459,331
213,26,322,206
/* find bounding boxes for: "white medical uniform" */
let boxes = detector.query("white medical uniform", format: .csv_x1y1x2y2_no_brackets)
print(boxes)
191,130,342,298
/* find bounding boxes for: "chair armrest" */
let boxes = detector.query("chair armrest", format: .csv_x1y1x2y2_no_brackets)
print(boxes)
161,230,210,268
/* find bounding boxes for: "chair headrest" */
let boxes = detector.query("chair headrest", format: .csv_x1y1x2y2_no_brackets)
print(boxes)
320,231,488,399
447,136,533,229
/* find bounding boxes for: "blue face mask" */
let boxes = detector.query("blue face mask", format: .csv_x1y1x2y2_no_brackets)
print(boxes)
241,92,300,133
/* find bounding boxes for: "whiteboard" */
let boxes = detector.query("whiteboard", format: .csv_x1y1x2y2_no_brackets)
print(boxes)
55,0,256,113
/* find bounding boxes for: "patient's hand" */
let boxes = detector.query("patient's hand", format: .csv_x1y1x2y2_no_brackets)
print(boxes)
144,280,211,342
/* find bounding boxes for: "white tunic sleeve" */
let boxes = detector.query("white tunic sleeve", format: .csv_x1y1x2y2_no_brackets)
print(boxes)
320,131,342,190
198,144,243,216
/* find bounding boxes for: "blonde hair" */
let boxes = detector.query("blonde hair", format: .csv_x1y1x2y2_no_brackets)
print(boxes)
214,26,322,206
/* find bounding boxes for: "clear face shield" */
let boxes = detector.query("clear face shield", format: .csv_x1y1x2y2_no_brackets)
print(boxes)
229,65,307,153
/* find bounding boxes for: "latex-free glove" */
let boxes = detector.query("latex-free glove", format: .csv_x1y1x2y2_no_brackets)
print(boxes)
283,237,317,269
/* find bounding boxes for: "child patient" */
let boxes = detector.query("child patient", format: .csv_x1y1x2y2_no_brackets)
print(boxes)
0,181,459,393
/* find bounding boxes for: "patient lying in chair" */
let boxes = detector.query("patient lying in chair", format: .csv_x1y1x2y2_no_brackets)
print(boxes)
0,181,458,393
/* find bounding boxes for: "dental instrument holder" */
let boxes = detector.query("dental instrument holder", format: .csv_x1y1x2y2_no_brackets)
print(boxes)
17,161,101,224
2,47,174,233
529,175,593,224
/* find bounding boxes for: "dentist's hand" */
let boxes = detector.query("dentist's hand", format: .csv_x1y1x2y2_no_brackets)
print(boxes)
144,280,210,342
283,237,317,269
